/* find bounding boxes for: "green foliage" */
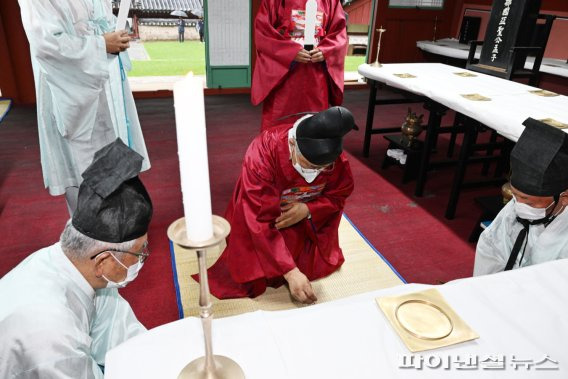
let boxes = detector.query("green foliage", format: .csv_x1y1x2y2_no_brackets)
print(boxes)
129,41,206,77
344,55,366,72
128,40,365,77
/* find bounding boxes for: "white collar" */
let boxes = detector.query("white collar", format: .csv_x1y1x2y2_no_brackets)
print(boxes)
52,243,96,301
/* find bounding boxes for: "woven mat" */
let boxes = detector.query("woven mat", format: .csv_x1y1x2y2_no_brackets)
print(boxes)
170,215,404,318
0,99,12,123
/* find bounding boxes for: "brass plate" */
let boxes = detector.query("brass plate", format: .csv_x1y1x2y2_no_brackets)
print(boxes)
395,300,453,340
393,73,417,78
540,118,568,129
529,89,559,97
454,72,477,77
461,93,491,101
377,288,479,352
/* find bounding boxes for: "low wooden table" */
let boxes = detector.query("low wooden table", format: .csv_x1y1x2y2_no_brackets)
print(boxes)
382,134,423,183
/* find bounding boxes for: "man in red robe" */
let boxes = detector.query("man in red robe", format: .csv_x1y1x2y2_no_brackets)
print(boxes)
204,107,355,304
251,0,347,131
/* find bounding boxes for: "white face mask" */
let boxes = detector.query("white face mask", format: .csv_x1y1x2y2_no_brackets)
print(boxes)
293,162,321,183
102,253,144,288
513,195,555,221
288,120,323,184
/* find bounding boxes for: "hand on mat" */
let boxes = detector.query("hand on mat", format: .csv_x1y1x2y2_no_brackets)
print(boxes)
309,48,325,63
284,267,317,304
104,30,130,53
275,202,309,229
294,49,311,63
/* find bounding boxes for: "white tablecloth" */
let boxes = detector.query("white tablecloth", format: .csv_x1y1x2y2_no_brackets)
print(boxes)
416,38,568,78
358,62,568,141
105,259,568,378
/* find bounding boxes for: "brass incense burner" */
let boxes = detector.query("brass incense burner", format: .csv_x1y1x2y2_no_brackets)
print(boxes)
401,108,424,146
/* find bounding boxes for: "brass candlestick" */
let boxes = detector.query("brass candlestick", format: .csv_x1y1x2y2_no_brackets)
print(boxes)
167,215,245,379
371,26,386,67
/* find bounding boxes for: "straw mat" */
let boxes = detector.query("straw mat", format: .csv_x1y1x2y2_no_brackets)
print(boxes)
170,215,404,318
0,99,11,123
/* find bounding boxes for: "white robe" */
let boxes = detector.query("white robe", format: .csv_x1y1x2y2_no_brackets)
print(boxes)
18,0,150,196
474,200,568,276
0,243,146,378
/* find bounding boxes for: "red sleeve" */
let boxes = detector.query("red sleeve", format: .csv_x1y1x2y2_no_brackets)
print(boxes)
318,0,347,105
306,155,354,228
251,0,303,105
227,135,297,282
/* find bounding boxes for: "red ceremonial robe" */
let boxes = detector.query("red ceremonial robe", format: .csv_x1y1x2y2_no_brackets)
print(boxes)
251,0,347,131
201,123,354,299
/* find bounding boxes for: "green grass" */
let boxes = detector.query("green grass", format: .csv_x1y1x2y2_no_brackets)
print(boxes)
128,40,365,77
345,55,366,72
129,41,206,77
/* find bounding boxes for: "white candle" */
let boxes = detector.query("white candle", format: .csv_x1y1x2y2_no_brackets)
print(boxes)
304,0,317,47
115,0,132,32
173,74,214,243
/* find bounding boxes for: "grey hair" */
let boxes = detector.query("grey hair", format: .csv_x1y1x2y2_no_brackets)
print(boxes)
60,220,137,260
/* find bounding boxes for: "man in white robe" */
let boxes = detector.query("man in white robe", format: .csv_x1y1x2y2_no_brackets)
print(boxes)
18,0,150,213
0,140,152,378
474,118,568,276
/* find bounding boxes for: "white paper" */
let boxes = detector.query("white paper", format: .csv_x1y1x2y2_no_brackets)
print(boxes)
115,0,131,32
304,0,317,46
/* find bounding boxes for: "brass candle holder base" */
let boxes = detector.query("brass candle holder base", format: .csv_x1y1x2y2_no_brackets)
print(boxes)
167,216,245,379
178,355,245,379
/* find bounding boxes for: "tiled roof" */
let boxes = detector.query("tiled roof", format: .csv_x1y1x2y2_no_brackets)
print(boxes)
138,18,198,26
113,0,202,12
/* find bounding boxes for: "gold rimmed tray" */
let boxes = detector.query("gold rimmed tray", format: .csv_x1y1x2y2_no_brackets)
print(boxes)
377,288,479,352
540,118,568,129
393,73,417,78
529,89,559,97
454,72,477,77
461,93,491,101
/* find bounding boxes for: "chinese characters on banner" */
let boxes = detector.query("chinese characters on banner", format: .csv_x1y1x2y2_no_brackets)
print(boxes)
491,0,513,62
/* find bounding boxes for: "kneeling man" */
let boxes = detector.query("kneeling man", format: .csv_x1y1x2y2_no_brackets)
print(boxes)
0,139,152,378
474,118,568,275
203,107,356,304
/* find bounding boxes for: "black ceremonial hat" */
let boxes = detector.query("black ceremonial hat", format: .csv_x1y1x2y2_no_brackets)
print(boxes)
510,118,568,196
296,106,356,165
72,139,153,243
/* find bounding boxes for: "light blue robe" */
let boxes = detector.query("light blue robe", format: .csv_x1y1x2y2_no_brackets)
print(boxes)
474,201,568,276
18,0,150,196
0,243,146,378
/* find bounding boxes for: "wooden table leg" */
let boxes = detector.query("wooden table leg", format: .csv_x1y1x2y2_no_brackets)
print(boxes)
414,100,447,197
363,80,378,158
445,117,479,219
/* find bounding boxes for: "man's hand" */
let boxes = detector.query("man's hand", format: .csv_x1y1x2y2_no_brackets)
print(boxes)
294,49,312,63
309,48,325,63
284,267,317,304
275,202,309,229
104,30,130,54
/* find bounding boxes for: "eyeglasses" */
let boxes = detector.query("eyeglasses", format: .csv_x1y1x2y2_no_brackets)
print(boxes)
90,241,150,263
293,144,335,171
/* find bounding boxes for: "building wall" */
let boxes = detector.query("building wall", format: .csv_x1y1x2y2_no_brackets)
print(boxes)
368,1,460,63
138,25,200,41
344,0,373,25
451,1,568,60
